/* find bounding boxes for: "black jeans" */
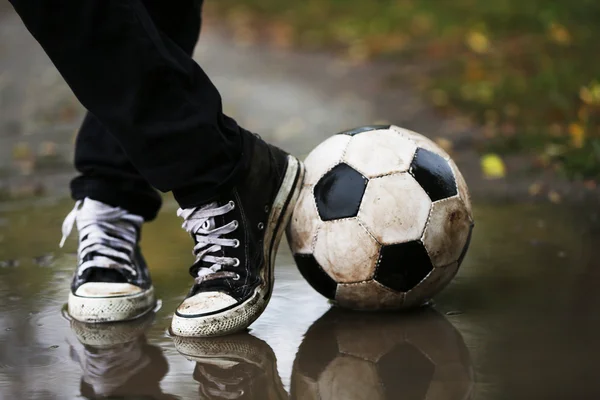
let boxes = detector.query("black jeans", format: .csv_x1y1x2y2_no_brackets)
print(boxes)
9,0,253,220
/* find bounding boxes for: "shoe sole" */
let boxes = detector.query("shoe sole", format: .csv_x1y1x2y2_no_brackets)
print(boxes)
171,155,305,337
68,286,156,323
70,312,156,347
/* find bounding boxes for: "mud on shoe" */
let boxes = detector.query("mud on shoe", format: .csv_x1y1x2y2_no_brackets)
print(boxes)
171,139,304,337
61,198,156,322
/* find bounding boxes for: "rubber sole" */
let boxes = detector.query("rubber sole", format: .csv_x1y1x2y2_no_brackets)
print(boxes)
171,155,305,337
68,286,156,323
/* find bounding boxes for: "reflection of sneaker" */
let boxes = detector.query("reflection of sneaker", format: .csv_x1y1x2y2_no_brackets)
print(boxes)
61,198,156,322
173,333,288,399
171,136,304,337
69,313,172,399
291,308,474,400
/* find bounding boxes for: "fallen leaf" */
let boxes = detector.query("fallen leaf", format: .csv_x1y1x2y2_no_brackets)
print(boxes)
548,191,562,203
528,182,543,196
434,137,453,153
431,89,449,107
568,123,585,148
481,153,505,179
583,180,597,190
466,31,490,54
548,23,571,45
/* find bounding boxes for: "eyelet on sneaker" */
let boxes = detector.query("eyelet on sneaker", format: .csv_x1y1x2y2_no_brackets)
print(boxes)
229,200,235,209
233,258,240,267
233,274,240,281
233,220,239,229
233,239,240,248
258,222,264,230
264,205,269,213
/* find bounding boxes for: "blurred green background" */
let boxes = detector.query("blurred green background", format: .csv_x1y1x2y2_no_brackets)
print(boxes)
208,0,600,181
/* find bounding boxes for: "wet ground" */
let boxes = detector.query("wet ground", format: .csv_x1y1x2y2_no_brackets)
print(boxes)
2,4,600,400
0,200,599,399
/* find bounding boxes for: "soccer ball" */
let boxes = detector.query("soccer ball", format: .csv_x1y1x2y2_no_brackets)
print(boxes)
287,125,474,310
291,308,474,400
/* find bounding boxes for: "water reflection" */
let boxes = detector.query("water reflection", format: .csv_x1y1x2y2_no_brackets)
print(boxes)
291,308,473,400
68,313,176,399
174,334,288,399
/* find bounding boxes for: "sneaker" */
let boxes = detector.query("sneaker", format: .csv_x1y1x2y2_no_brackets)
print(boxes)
170,138,304,337
68,313,172,398
173,334,287,400
61,198,156,322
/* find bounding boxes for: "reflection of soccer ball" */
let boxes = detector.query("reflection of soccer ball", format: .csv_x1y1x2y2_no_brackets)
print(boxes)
291,308,474,400
287,125,474,310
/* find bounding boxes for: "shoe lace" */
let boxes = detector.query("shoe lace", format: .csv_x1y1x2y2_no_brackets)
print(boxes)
178,201,240,283
60,199,143,277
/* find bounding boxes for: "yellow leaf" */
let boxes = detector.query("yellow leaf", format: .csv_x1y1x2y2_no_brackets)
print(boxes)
481,154,506,179
591,82,600,102
548,191,562,204
430,89,449,107
580,87,594,104
528,182,543,196
568,123,585,148
434,137,453,153
466,31,490,54
548,23,571,45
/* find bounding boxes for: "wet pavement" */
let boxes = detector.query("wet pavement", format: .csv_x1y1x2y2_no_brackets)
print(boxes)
0,200,599,399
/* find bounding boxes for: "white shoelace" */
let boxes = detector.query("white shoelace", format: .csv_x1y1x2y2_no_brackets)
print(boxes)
60,199,144,277
178,201,240,283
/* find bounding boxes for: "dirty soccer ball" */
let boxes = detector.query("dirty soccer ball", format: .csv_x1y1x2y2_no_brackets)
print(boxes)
291,308,474,400
287,125,474,310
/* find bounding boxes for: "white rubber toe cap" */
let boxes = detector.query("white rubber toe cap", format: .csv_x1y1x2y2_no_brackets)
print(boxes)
176,292,238,316
74,282,143,298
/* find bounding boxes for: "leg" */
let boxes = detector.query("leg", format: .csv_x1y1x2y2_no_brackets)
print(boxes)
10,0,304,334
71,0,205,221
9,0,252,208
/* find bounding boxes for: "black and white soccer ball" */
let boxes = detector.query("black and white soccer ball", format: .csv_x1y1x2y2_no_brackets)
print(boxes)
291,308,474,400
287,125,474,310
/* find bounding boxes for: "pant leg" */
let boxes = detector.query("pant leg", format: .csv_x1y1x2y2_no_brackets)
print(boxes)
71,0,204,221
8,0,253,210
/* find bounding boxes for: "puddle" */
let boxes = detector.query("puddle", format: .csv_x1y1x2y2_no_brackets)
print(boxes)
0,200,598,399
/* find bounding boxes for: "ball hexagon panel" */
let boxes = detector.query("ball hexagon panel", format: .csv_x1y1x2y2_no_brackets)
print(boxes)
390,125,451,160
342,128,417,178
318,356,383,400
288,187,321,254
303,134,351,186
359,173,431,245
449,158,473,216
409,148,458,202
335,280,404,310
422,197,472,268
375,241,434,292
377,344,436,400
336,317,405,363
314,219,380,283
338,125,391,136
293,254,337,300
403,262,459,308
314,163,368,221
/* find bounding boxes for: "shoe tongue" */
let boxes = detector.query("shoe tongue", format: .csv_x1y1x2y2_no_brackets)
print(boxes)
80,267,127,284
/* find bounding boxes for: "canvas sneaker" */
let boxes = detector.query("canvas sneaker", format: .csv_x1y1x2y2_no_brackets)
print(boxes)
170,138,304,337
68,313,171,398
61,198,156,322
173,334,287,399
